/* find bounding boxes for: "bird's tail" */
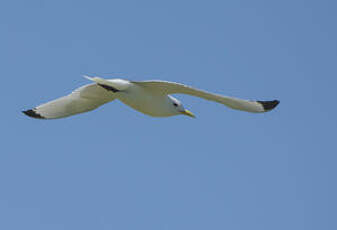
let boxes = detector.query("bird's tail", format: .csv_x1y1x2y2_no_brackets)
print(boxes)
83,75,129,91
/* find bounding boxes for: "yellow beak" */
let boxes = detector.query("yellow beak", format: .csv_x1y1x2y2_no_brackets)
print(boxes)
181,109,196,118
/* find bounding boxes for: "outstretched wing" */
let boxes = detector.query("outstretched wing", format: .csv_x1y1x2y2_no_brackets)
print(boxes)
132,80,279,113
23,83,116,119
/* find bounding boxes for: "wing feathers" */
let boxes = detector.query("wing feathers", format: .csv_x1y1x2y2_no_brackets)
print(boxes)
133,80,279,113
23,83,115,119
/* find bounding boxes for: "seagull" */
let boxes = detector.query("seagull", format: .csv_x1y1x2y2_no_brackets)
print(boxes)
23,76,279,119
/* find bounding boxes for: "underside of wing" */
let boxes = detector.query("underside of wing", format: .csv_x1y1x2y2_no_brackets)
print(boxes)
132,80,279,113
23,83,116,119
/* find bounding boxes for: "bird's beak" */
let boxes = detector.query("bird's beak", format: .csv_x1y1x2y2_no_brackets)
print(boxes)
181,109,196,118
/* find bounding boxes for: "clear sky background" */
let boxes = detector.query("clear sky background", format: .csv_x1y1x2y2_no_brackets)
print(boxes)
1,0,336,229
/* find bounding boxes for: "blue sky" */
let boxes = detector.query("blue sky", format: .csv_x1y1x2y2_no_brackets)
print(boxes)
1,0,336,229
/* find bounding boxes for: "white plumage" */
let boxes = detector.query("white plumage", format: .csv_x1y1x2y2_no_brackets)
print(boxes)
23,76,279,119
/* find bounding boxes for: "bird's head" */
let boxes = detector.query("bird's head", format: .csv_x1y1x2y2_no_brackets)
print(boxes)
168,95,195,118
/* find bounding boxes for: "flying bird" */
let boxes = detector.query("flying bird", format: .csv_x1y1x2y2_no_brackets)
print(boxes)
23,76,279,119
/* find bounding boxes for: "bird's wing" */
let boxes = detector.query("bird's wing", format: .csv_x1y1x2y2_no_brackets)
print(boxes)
132,80,279,113
23,83,116,119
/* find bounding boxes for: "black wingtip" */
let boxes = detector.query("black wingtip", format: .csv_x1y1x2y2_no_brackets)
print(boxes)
22,109,45,119
257,100,280,111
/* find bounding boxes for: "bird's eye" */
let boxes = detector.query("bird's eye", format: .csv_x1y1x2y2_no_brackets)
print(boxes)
173,103,178,107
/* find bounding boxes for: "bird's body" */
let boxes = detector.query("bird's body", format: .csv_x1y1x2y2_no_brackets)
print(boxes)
119,88,174,117
23,76,279,119
109,81,168,117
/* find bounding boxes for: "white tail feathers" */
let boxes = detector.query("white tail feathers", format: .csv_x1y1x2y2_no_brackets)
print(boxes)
83,75,131,91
